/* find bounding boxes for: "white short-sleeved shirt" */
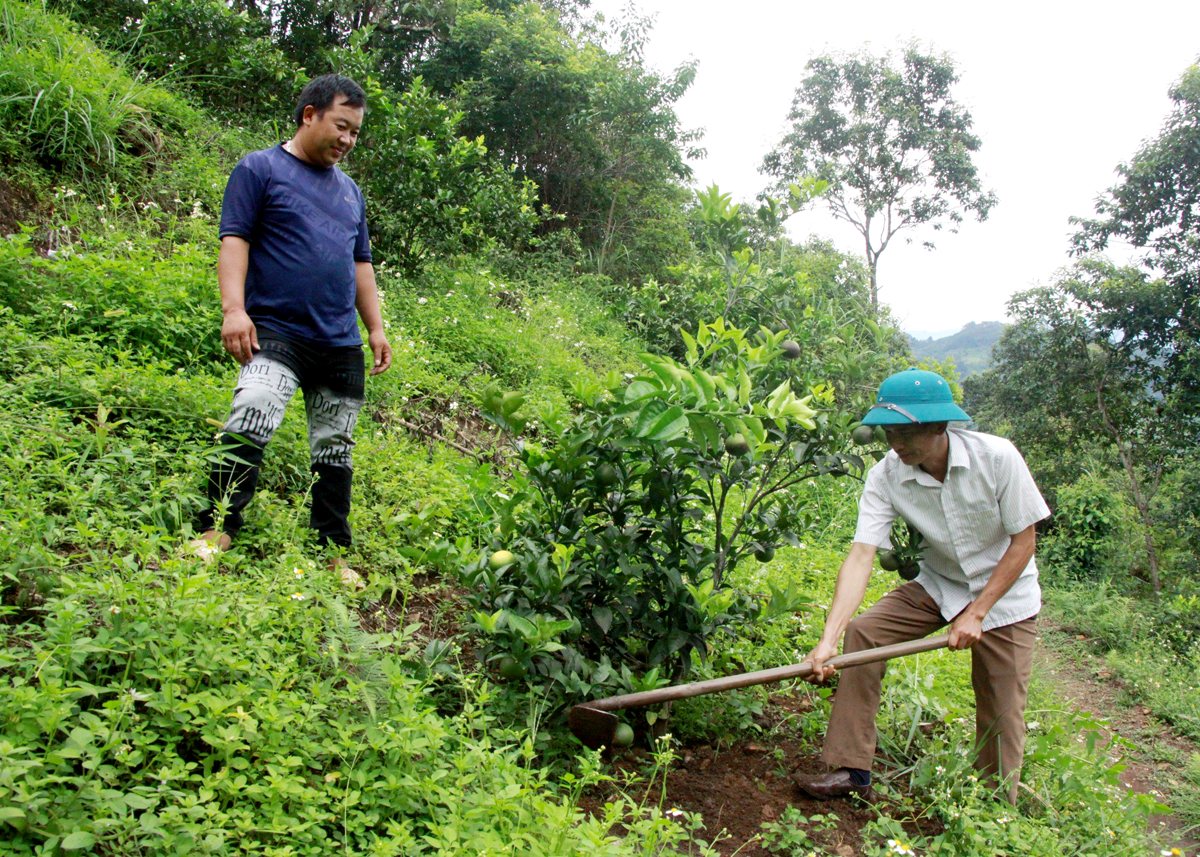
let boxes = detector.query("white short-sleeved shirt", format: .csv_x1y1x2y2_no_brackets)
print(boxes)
852,428,1052,631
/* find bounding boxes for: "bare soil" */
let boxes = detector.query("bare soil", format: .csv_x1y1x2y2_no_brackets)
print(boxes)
0,175,43,238
583,736,938,856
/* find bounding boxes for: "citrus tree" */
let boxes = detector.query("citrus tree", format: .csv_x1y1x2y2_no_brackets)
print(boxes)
462,320,877,712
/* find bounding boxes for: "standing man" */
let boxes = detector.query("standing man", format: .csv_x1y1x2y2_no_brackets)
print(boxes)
189,74,391,586
792,368,1050,804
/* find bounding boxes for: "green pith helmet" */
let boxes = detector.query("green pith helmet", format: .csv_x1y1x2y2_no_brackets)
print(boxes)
861,368,971,426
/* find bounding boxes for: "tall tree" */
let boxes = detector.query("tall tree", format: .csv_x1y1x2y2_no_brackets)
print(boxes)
1070,60,1200,407
419,1,699,280
761,45,996,309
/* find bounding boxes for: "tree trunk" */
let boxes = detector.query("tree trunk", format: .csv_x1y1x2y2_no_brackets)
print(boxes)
1094,373,1162,594
597,185,620,277
863,219,879,311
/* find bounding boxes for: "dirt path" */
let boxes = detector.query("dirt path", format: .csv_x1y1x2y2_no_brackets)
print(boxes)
1035,630,1199,853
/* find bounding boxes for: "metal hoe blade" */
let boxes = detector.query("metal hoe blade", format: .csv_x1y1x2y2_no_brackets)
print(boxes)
568,704,620,750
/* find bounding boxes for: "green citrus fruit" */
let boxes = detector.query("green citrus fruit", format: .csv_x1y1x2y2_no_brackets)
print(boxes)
489,550,515,570
596,463,619,486
899,563,920,581
613,722,635,747
874,426,887,444
850,424,875,446
754,546,775,562
878,550,900,571
725,433,750,456
780,340,802,359
497,655,526,680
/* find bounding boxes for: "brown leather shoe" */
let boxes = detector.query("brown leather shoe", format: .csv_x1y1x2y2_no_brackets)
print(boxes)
791,768,872,801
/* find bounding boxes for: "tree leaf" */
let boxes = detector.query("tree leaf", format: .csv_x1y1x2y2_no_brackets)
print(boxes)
639,406,688,442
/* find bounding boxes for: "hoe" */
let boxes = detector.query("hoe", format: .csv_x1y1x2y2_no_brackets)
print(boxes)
569,634,950,749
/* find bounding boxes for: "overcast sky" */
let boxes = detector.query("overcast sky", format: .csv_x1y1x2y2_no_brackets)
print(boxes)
588,0,1200,336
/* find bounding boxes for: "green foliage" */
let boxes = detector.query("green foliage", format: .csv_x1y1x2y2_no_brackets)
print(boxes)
1039,472,1134,582
419,0,700,281
351,77,539,273
463,319,873,718
864,711,1164,856
760,806,838,854
0,0,192,171
1071,59,1200,406
762,43,997,306
0,551,710,855
49,0,302,121
965,262,1188,592
0,231,224,368
617,186,906,411
2,7,1192,854
1046,585,1200,742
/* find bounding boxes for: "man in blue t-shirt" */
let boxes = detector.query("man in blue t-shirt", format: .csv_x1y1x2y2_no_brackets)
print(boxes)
189,74,391,587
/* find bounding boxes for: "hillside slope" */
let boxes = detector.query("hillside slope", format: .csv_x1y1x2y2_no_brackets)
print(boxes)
908,320,1005,376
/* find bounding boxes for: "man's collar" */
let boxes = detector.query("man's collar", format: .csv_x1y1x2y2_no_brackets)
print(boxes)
947,429,970,471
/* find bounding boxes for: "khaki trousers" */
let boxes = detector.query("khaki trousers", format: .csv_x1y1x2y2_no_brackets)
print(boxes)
820,582,1037,803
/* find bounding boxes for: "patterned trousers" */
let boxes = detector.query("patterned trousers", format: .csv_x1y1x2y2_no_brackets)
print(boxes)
197,331,365,547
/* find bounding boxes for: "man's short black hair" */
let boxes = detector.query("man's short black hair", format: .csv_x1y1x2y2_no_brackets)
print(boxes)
292,74,367,126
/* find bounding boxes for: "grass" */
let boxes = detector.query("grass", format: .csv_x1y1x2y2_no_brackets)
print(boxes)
0,0,192,171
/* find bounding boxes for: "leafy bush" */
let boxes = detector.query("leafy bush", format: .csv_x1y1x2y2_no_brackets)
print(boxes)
462,320,873,720
1040,471,1134,582
352,77,540,273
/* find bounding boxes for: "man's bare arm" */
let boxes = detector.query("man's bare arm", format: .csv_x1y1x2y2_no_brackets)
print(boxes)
218,236,257,365
805,541,877,681
947,524,1036,649
354,261,391,376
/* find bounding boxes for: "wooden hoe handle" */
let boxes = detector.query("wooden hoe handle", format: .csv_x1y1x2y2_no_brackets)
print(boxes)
585,634,951,713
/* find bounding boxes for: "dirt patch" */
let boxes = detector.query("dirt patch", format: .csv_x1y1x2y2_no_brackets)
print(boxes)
582,735,936,856
568,634,1198,856
1036,630,1199,851
358,572,469,644
0,175,44,238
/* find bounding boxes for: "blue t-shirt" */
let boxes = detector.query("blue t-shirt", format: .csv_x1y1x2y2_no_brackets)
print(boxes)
219,144,371,347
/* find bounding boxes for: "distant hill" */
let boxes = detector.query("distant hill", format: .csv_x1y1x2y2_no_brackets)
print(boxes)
907,321,1006,377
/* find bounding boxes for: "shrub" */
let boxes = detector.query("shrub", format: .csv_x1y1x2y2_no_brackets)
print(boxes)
462,320,872,719
1040,471,1133,582
351,78,540,274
